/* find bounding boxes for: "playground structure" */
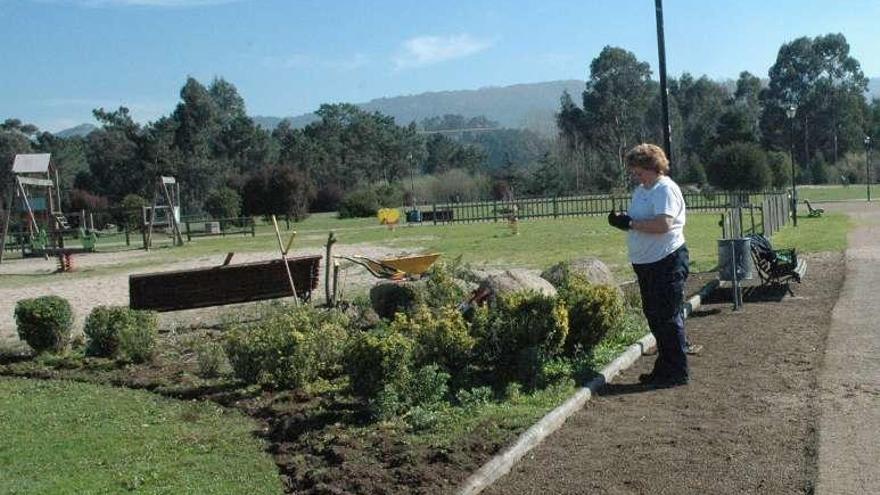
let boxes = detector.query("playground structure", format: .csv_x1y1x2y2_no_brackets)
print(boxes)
143,176,184,249
0,153,98,268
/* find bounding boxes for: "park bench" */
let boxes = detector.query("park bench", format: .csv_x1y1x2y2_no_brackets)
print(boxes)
745,233,807,295
804,200,825,218
422,209,454,223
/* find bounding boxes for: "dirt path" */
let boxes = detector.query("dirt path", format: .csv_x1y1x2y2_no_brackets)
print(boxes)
485,250,844,494
815,201,880,494
0,244,407,343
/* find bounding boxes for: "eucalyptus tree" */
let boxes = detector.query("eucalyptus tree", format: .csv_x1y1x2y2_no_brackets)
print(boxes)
760,33,868,166
581,46,654,188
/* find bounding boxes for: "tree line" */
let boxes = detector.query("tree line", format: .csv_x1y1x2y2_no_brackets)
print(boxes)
557,33,880,192
2,32,879,223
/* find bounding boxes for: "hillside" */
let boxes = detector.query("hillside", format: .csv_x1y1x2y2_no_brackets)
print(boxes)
58,77,880,138
254,80,586,136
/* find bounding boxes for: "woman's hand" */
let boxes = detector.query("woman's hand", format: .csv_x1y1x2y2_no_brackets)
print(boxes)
607,212,632,231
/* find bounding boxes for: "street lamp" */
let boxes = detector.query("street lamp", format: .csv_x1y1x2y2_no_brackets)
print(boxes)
786,104,798,227
866,136,873,202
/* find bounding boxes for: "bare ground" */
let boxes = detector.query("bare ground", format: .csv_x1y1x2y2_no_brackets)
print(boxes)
0,244,411,343
485,251,844,495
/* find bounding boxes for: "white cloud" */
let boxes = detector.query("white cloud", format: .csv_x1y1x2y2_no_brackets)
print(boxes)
394,34,492,69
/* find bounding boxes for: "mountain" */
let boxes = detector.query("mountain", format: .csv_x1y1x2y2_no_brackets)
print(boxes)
55,77,880,139
868,77,880,100
257,80,587,136
55,123,97,138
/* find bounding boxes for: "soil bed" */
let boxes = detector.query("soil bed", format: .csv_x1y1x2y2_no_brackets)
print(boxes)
485,252,843,495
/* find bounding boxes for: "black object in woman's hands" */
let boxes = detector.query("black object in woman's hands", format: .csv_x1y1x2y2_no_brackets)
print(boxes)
607,212,632,231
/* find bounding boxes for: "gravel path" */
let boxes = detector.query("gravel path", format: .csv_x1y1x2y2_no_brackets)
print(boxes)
0,244,410,343
815,201,880,494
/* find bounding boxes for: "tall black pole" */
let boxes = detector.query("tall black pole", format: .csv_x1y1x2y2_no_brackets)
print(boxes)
654,0,673,165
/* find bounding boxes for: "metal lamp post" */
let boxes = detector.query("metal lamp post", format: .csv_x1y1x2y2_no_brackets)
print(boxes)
866,136,873,202
786,104,798,226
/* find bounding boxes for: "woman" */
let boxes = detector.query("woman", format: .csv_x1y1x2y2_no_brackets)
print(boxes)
608,143,689,388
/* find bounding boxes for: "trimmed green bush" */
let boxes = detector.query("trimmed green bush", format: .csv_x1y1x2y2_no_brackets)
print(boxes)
423,261,469,308
14,296,73,353
471,291,569,383
118,311,158,363
225,306,349,390
558,277,625,354
389,305,474,373
369,282,424,319
83,305,157,362
371,364,450,425
82,305,125,357
344,327,414,398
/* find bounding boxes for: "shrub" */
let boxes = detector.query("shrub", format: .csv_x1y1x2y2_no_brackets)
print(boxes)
389,306,474,373
83,306,157,362
197,342,227,378
344,327,414,398
338,187,380,219
423,261,469,308
225,306,349,389
371,364,450,425
204,186,242,219
471,291,569,383
117,311,158,363
456,386,493,410
14,296,73,353
558,277,625,354
83,305,124,356
369,282,424,319
707,143,771,191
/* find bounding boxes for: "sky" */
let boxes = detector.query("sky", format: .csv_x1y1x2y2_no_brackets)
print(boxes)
3,0,879,133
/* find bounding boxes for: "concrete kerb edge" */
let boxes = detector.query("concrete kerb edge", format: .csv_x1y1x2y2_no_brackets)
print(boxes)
455,276,720,495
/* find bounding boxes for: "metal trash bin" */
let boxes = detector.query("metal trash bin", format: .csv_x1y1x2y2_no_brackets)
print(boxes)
718,238,754,281
405,210,422,223
718,237,754,310
205,221,221,234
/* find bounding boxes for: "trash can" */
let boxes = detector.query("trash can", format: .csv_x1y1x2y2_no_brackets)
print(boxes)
718,238,754,282
405,209,422,223
205,221,221,234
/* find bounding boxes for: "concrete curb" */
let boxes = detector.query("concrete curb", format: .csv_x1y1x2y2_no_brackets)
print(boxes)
456,277,719,495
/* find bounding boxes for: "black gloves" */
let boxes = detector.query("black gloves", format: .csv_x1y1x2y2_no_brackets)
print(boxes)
607,212,632,231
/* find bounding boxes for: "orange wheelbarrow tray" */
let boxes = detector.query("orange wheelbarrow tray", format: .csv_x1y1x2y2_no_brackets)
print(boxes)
335,253,441,280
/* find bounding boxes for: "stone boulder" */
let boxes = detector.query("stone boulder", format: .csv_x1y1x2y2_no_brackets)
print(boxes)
541,257,616,289
476,269,557,303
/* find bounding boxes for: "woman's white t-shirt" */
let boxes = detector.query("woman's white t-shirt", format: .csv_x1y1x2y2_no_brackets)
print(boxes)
626,175,686,264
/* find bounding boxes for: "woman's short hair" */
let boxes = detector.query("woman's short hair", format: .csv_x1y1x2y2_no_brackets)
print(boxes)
625,143,669,175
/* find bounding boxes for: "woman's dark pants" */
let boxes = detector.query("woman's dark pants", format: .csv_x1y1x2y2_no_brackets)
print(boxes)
633,245,690,379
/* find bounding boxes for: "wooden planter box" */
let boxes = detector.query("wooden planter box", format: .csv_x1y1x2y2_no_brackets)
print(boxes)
129,255,321,312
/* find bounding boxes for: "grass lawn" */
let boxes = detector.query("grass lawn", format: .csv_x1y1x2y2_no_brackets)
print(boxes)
0,377,281,494
0,207,850,290
796,184,872,202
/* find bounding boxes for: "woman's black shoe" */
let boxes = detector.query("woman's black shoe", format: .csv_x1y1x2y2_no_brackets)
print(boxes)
648,375,689,389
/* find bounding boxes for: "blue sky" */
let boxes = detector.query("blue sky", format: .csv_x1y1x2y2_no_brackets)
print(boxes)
3,0,879,132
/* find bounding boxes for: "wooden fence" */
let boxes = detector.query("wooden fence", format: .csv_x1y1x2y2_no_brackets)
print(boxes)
424,190,788,225
719,192,790,238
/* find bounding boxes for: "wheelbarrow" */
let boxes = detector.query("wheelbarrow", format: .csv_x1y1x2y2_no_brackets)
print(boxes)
335,253,441,280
